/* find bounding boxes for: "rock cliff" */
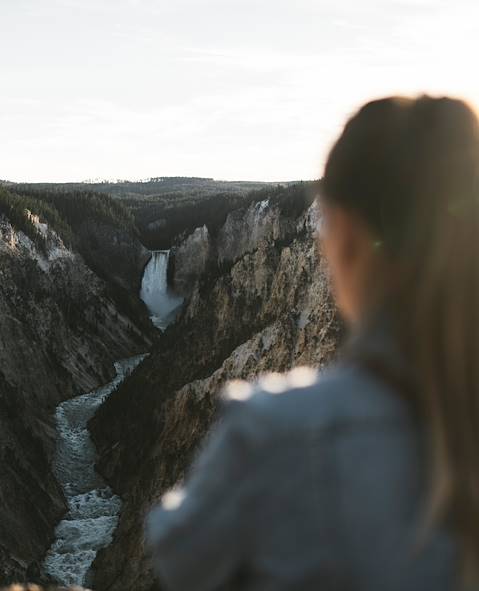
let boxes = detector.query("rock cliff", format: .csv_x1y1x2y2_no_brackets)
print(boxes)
89,185,340,591
169,225,211,297
0,214,149,586
74,220,150,294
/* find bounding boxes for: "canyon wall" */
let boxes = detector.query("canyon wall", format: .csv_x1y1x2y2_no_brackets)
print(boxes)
0,214,149,585
90,186,340,591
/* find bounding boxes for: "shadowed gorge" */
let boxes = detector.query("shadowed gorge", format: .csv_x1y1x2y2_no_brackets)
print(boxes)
0,187,151,585
89,182,340,590
0,179,339,589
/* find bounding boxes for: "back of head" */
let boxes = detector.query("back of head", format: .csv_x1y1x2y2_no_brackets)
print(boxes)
322,95,479,586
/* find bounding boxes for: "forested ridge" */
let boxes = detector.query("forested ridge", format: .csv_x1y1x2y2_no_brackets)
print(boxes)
133,181,316,249
0,188,73,251
1,178,311,250
13,176,274,200
0,186,136,249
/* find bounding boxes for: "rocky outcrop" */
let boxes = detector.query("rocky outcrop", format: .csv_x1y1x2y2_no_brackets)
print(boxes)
73,220,153,332
0,216,149,586
169,225,211,297
167,192,311,299
216,198,294,263
89,188,340,591
75,220,150,294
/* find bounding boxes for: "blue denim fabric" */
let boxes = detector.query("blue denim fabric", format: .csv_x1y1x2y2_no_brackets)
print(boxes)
146,322,458,590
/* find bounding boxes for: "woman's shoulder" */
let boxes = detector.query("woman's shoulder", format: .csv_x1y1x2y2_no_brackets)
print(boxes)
221,361,414,442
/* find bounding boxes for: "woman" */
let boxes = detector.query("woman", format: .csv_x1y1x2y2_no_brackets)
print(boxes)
147,95,479,590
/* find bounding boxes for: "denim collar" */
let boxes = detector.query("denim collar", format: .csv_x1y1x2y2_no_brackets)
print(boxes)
341,306,417,402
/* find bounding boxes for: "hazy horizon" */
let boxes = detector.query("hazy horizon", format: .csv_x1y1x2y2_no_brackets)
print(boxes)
1,174,300,184
2,0,479,183
1,174,303,184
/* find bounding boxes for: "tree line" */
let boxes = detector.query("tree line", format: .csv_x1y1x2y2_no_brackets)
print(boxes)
0,186,137,252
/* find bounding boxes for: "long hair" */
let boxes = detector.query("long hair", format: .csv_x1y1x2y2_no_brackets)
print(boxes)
321,95,479,585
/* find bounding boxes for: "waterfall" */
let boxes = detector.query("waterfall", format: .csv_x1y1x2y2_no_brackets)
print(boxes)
140,250,183,330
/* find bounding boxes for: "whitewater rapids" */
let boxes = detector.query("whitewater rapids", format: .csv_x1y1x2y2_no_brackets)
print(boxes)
43,355,145,587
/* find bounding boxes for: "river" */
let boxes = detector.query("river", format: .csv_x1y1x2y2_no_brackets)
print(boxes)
43,355,145,587
43,248,181,585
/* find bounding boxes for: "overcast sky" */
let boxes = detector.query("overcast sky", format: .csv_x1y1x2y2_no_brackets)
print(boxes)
1,0,478,182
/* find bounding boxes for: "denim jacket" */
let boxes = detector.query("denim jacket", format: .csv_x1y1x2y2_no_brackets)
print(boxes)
146,317,458,590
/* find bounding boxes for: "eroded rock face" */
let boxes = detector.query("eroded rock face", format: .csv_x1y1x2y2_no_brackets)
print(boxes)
74,220,150,294
89,193,340,591
169,225,211,296
0,218,146,401
0,217,149,586
216,198,294,263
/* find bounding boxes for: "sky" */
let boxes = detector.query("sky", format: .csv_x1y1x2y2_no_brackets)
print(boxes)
1,0,479,183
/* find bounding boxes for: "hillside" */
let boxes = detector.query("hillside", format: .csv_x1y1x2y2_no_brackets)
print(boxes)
0,187,153,328
0,189,151,585
6,177,277,201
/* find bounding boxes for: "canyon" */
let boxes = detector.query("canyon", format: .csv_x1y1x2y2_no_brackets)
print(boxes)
90,184,340,590
0,181,339,590
0,193,150,586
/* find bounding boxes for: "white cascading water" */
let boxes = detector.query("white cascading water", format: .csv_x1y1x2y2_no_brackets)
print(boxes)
43,355,145,587
140,250,183,330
